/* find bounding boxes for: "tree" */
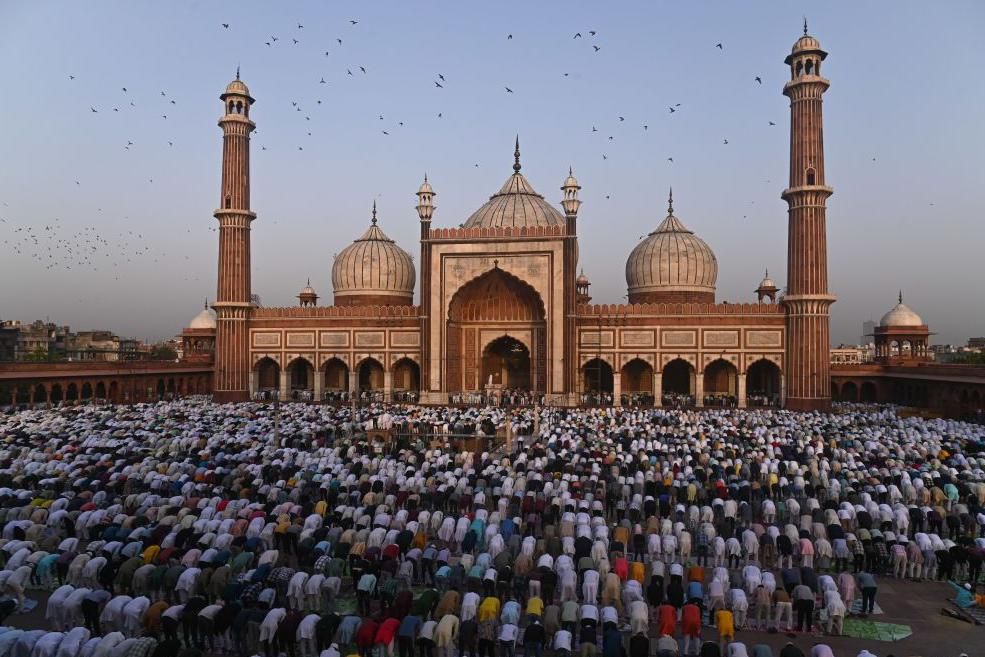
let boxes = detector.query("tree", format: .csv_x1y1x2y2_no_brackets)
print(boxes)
23,346,49,362
149,344,178,361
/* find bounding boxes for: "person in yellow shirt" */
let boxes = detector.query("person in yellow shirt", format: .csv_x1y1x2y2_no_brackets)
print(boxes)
715,609,735,645
478,596,501,622
526,595,544,619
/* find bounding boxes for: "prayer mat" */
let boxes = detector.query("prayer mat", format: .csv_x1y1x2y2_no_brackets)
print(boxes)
841,617,912,642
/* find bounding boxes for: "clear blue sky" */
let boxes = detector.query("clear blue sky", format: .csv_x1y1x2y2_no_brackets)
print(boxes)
1,1,983,344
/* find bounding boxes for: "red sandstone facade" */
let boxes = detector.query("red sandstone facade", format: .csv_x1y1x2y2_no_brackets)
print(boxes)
208,30,833,408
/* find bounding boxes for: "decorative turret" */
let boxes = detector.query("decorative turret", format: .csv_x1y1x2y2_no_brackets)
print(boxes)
561,167,581,217
576,270,592,304
416,174,435,223
297,279,318,307
756,270,779,303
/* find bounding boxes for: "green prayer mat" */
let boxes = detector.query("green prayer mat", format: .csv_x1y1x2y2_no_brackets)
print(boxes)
841,617,913,642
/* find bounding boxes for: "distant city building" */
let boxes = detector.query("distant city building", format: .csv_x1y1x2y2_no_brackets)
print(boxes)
65,330,121,361
861,320,876,346
968,337,985,350
830,346,866,365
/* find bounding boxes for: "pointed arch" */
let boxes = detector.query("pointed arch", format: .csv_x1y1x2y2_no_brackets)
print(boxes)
286,356,314,392
357,357,385,391
321,357,350,392
392,357,420,393
662,358,695,396
703,358,738,400
254,357,280,391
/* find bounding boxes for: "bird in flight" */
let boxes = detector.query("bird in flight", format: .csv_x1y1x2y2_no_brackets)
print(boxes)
755,76,762,84
222,23,229,28
602,154,608,160
360,66,366,73
438,74,445,81
382,130,389,135
90,107,98,113
347,69,353,76
337,38,343,45
715,43,723,49
643,125,648,131
350,20,358,25
591,126,597,132
723,138,728,144
437,112,442,118
618,116,624,121
589,30,597,36
69,75,75,80
667,157,674,162
121,87,127,92
293,38,299,45
434,81,443,88
505,87,513,93
271,36,279,42
298,23,304,29
320,77,326,84
593,45,601,52
573,33,582,39
768,121,776,126
507,34,513,39
668,106,676,113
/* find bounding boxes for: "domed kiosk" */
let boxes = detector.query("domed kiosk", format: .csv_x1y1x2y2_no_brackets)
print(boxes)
332,202,415,306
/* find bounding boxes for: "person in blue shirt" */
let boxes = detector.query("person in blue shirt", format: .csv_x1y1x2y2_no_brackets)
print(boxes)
686,580,704,608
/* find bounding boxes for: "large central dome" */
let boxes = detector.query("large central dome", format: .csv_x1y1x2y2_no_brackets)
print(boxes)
625,191,718,304
462,139,564,229
332,203,415,306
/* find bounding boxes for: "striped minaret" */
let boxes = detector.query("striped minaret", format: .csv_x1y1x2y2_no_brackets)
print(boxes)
782,24,836,411
213,71,256,403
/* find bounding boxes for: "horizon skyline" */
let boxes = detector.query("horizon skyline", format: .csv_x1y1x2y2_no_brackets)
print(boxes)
1,2,983,344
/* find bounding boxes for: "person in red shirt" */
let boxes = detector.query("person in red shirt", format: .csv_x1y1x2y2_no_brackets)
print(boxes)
657,603,677,637
681,602,702,656
356,617,379,657
375,617,401,657
612,557,629,582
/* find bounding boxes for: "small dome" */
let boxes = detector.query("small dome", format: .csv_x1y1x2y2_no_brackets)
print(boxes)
187,306,216,330
576,270,590,286
791,34,822,53
880,294,924,327
563,168,580,190
462,139,564,229
224,79,250,96
300,285,316,295
332,204,415,305
758,271,777,290
418,176,434,195
625,191,717,304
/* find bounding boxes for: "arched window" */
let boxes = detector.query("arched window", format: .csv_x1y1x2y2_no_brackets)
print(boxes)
235,101,243,114
228,101,235,114
795,61,803,77
805,59,814,75
806,168,816,185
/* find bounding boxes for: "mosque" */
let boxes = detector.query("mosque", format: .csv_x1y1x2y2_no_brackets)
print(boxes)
197,28,841,410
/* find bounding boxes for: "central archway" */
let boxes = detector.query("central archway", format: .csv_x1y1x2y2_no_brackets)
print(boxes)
481,336,531,389
446,268,547,393
662,359,694,395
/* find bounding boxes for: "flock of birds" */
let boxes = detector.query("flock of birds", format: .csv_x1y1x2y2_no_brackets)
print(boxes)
1,15,792,285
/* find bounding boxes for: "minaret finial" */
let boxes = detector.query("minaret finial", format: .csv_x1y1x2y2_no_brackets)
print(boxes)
513,136,521,173
424,172,428,183
236,65,240,80
668,187,674,214
204,298,208,309
898,289,903,304
569,166,573,176
372,200,377,225
803,17,808,35
306,277,310,286
765,268,769,278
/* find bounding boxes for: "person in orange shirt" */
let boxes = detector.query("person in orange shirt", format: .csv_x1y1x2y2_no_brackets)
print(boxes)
657,603,677,638
687,564,705,584
681,602,702,656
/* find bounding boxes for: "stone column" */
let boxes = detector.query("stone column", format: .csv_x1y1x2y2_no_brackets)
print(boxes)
248,371,256,399
694,372,704,407
384,370,393,403
613,369,622,407
313,368,323,403
349,371,358,398
738,374,747,408
653,371,662,407
279,369,289,401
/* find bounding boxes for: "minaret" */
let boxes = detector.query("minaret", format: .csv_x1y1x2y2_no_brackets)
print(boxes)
561,166,582,398
213,71,256,403
416,174,435,399
781,23,835,411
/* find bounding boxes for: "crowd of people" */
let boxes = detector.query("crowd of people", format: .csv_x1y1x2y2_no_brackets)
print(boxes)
0,400,982,657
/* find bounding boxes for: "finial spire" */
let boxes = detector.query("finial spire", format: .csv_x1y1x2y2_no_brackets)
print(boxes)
765,268,769,278
513,136,521,173
898,289,903,304
803,17,808,35
424,172,428,183
236,65,240,80
569,166,573,176
204,298,208,309
306,277,310,286
668,187,674,215
371,200,377,225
